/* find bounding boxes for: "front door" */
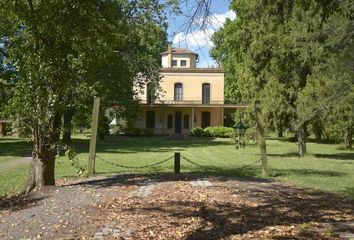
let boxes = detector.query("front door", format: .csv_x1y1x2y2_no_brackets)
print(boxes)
202,111,211,128
175,111,182,134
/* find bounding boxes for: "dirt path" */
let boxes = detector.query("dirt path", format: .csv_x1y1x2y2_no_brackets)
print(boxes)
0,174,353,240
0,156,31,173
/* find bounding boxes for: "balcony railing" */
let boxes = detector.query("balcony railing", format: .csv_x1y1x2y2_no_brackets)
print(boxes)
140,99,224,105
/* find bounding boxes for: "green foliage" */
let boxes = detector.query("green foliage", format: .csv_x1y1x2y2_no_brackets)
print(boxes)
65,147,87,177
190,127,204,137
142,128,154,136
124,127,142,136
190,126,235,138
98,114,110,140
212,0,354,150
0,0,168,185
203,126,234,138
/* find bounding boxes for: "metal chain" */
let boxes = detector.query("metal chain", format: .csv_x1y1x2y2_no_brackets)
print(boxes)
96,155,174,169
180,155,220,171
181,155,261,171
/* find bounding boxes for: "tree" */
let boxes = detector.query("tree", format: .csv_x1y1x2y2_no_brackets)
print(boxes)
212,0,353,156
0,0,167,192
0,37,14,118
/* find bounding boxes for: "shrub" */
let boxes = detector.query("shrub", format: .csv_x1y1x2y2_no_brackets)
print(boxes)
204,126,234,138
142,128,154,136
125,127,142,136
190,127,204,137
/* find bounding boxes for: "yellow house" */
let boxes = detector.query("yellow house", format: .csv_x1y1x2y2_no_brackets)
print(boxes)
135,44,244,135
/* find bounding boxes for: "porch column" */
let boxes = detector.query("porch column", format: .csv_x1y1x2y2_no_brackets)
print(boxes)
221,107,224,126
162,104,165,136
191,107,195,129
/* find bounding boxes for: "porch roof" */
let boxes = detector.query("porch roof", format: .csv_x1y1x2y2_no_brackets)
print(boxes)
140,103,250,108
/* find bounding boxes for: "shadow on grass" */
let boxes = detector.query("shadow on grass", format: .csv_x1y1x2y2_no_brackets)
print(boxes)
269,169,347,177
0,139,32,157
313,153,354,160
72,136,235,154
267,152,300,158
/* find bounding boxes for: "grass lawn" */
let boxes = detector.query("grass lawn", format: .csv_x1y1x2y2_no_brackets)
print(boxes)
0,136,353,199
0,137,32,164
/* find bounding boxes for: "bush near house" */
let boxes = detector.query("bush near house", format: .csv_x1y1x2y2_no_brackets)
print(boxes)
190,126,234,138
190,127,204,137
124,127,142,136
142,128,154,136
204,126,234,138
124,127,155,136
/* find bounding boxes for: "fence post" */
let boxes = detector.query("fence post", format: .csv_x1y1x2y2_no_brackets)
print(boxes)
88,96,100,176
174,152,180,173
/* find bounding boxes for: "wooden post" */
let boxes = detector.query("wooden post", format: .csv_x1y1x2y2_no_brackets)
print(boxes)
221,107,224,126
162,102,165,136
174,152,180,174
88,97,100,175
237,131,241,149
191,107,195,129
255,101,269,178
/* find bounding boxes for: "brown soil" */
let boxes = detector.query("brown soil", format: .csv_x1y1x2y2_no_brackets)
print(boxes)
0,174,353,240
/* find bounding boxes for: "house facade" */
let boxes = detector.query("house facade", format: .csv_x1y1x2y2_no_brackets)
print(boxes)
135,44,244,135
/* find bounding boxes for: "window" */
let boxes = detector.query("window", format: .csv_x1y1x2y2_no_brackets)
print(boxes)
183,115,189,129
167,115,173,129
146,111,155,128
146,83,155,104
202,83,210,104
180,60,187,66
202,112,211,128
174,83,183,101
172,59,177,66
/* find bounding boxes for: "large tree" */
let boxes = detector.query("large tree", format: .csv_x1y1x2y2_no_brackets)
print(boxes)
212,0,353,156
0,0,167,192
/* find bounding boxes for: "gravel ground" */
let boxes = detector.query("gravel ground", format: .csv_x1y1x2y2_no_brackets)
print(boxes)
0,174,353,240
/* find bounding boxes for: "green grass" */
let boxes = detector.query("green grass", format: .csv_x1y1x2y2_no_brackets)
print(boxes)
0,137,32,164
0,164,30,195
0,136,353,199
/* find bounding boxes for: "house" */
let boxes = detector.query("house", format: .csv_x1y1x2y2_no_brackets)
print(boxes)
135,44,244,135
0,119,12,137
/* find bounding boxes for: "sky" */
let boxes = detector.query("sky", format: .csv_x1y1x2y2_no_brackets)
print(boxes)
166,0,235,67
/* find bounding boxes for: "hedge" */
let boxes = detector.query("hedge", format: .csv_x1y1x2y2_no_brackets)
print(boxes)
190,126,234,138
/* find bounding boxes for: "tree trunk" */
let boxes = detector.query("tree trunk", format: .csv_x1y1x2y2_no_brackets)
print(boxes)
315,131,322,142
345,128,352,149
25,145,57,193
0,122,5,137
277,128,283,138
25,114,61,193
62,110,74,144
255,101,269,178
297,126,307,157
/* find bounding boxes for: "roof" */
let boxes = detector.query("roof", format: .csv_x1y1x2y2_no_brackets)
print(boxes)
160,67,224,74
161,48,198,56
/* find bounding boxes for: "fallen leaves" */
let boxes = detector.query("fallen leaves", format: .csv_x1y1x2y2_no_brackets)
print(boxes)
1,175,353,239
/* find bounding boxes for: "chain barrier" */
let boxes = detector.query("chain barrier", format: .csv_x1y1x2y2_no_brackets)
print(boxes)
96,153,261,172
180,155,220,171
180,154,261,171
95,155,174,169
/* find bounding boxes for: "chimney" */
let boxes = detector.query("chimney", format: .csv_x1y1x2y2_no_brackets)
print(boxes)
167,42,172,68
